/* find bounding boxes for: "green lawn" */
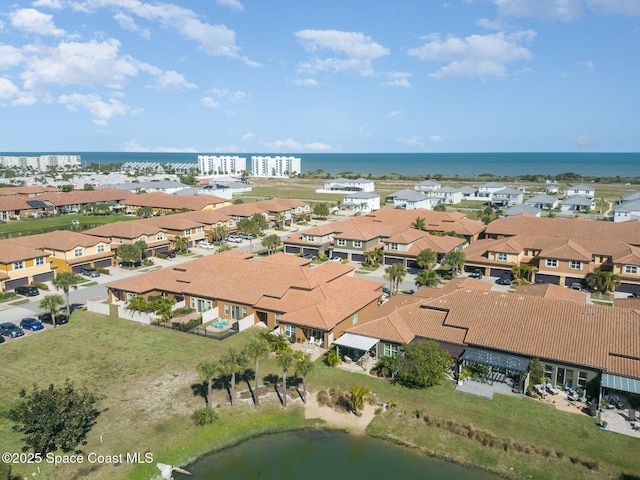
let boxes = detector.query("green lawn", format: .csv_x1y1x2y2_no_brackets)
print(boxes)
0,214,135,237
0,312,638,480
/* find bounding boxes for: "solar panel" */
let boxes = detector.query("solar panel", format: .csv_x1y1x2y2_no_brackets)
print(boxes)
26,200,46,208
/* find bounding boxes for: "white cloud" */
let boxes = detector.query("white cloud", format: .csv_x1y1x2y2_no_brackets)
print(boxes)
586,0,640,15
383,72,412,87
429,135,444,143
123,139,197,152
113,12,150,38
200,97,219,108
32,0,63,9
397,136,425,147
492,0,584,21
75,0,257,65
240,132,254,141
408,31,535,79
574,134,597,149
581,59,595,70
295,29,389,76
0,45,25,69
229,90,247,102
216,0,244,11
389,110,402,119
293,77,319,86
21,39,139,91
0,77,37,105
58,93,131,125
10,8,66,37
205,87,248,102
261,139,333,151
154,70,196,90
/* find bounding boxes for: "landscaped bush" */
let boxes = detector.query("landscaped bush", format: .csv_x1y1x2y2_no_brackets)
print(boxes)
172,307,194,316
191,407,218,426
325,349,340,367
97,267,110,275
32,282,49,290
142,259,154,267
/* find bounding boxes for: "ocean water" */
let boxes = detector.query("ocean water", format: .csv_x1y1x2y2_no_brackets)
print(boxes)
2,152,638,177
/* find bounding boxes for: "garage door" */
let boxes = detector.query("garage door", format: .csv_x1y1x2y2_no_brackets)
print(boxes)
351,253,364,262
155,246,169,255
285,246,300,254
303,248,319,256
489,268,511,278
6,277,29,290
618,283,639,294
33,272,54,283
384,257,403,265
406,260,419,269
95,258,113,268
534,274,560,285
72,264,86,273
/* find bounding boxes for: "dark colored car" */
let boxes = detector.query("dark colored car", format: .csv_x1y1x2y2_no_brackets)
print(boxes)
38,311,69,325
0,322,24,338
468,270,483,279
0,335,4,344
496,275,512,285
301,253,314,259
15,285,39,297
81,267,100,277
166,250,177,258
20,317,44,331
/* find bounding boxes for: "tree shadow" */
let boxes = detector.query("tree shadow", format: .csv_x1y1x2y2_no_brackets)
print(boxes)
240,369,256,406
190,381,208,406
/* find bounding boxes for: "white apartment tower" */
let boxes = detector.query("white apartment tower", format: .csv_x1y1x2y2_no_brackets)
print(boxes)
251,156,301,177
197,155,247,175
0,154,81,171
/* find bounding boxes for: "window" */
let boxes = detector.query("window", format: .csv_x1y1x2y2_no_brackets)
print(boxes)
74,248,83,257
224,304,230,315
569,261,582,270
13,260,24,270
241,307,247,318
389,243,399,251
353,241,362,248
35,256,45,266
185,229,191,235
156,233,163,241
352,313,358,325
624,265,638,274
275,313,281,326
97,245,105,253
228,220,234,227
336,239,346,247
384,343,398,357
190,297,196,308
577,371,588,388
306,235,315,242
497,253,508,261
231,305,241,320
284,324,295,338
545,258,558,268
140,236,147,242
544,365,553,382
196,227,203,233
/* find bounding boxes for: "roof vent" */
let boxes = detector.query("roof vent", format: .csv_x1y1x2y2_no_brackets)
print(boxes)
173,267,187,272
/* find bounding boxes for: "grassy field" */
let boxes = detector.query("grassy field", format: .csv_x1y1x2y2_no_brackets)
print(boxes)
1,312,639,480
0,214,134,237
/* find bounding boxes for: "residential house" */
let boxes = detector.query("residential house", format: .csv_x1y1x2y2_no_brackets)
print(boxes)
106,252,384,348
0,196,51,221
0,242,53,291
491,187,523,207
321,178,375,193
342,192,380,213
37,189,136,215
284,223,340,258
382,229,466,268
458,186,478,199
5,231,114,273
414,180,441,194
386,189,430,210
477,182,506,198
0,186,59,197
613,200,640,223
84,221,171,257
560,195,595,213
525,194,559,210
96,181,189,194
567,183,595,198
503,204,541,217
120,192,230,215
137,216,207,247
431,186,462,205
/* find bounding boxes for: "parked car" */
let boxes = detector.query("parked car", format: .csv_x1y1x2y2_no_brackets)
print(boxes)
0,335,4,344
81,266,101,277
496,275,512,285
0,322,24,338
38,311,69,325
226,235,243,243
166,250,177,258
197,241,215,249
239,233,253,240
15,285,39,297
468,270,483,279
329,256,342,263
20,317,44,331
301,253,314,259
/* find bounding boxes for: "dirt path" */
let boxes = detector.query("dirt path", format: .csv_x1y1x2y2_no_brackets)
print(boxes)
303,391,376,434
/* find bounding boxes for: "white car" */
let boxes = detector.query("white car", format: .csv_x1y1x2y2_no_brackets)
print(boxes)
197,241,215,249
329,256,343,263
226,235,243,243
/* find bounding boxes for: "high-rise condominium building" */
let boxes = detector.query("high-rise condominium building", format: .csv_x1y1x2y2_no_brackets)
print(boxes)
197,155,247,175
0,154,81,171
251,156,301,177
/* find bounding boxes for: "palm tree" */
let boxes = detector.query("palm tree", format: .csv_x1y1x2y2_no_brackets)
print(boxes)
586,268,621,295
39,294,65,328
347,384,369,414
416,248,437,270
442,250,465,276
51,271,79,316
259,330,290,354
196,358,219,408
219,348,247,408
274,212,286,228
384,262,407,295
294,351,314,402
261,234,282,255
243,336,270,407
172,235,189,253
251,213,268,235
149,296,174,321
411,216,426,231
126,294,149,313
134,239,147,264
276,347,294,408
209,225,228,243
415,268,441,288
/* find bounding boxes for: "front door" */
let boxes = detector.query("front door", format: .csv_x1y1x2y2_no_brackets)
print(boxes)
556,368,565,387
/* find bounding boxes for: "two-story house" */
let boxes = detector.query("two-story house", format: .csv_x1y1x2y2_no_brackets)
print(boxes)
0,242,53,291
386,189,430,210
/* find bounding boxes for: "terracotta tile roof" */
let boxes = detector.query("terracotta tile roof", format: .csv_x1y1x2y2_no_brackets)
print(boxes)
121,192,227,210
0,243,47,263
5,230,107,251
413,277,492,298
0,186,58,196
256,252,310,266
538,240,592,261
38,188,135,206
0,196,43,211
421,289,640,378
405,234,466,256
513,283,588,303
137,216,205,231
84,221,165,240
614,298,640,310
173,210,234,225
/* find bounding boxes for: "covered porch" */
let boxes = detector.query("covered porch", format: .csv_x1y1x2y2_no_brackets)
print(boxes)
458,347,531,396
333,333,378,372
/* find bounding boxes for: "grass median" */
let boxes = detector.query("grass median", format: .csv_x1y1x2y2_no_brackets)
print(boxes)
0,311,638,480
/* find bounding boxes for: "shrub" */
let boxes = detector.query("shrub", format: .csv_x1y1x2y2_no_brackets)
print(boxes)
192,407,218,426
142,259,154,267
32,282,49,291
157,253,168,260
325,349,340,367
97,267,110,274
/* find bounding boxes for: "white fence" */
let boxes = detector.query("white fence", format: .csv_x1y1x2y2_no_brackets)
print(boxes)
86,296,111,315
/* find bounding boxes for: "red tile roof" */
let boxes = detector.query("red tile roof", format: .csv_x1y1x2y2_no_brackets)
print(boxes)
122,192,227,210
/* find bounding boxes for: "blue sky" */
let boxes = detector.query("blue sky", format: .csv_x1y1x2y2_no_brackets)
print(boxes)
0,0,639,153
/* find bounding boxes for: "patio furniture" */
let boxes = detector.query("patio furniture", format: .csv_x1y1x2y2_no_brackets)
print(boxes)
567,390,580,402
533,384,546,398
545,383,559,395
